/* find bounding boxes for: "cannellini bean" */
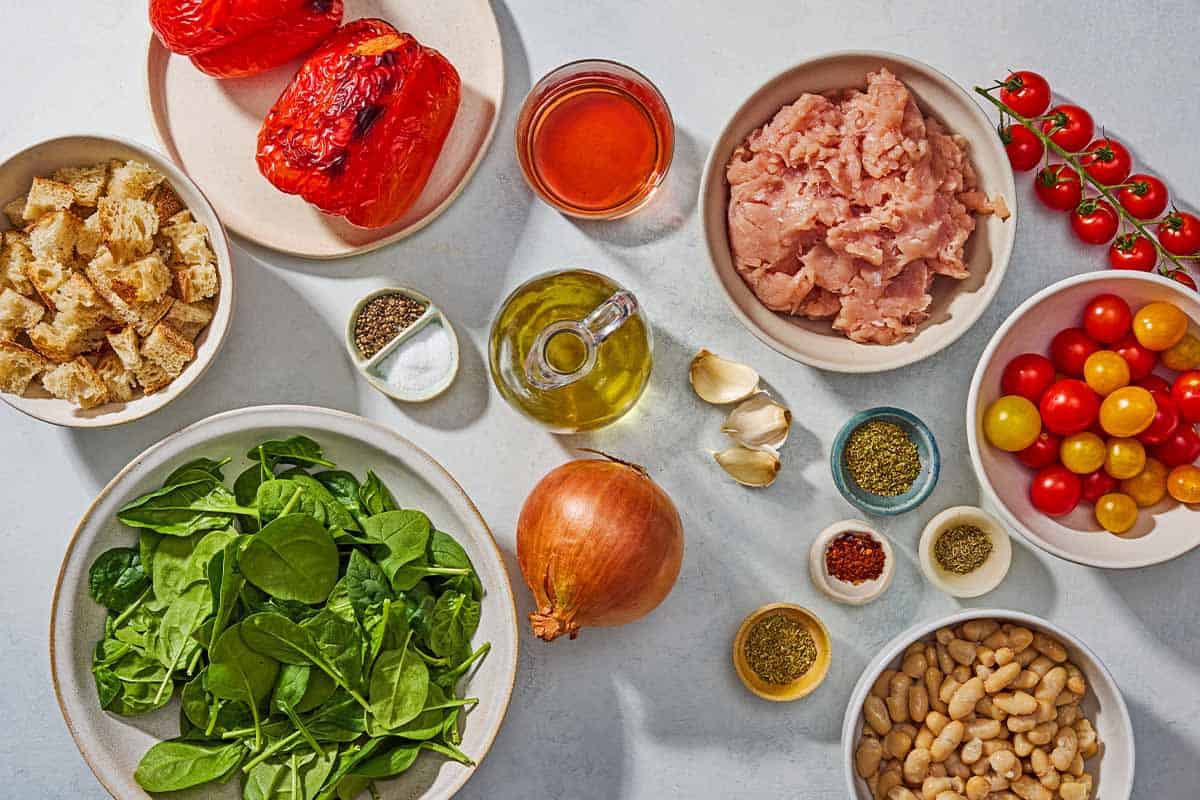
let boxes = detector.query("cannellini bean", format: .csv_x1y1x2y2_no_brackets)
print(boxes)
1032,634,1067,663
962,619,1000,642
1065,664,1086,695
965,718,1002,740
1055,690,1080,707
984,662,1021,693
925,711,950,735
970,757,988,776
921,776,963,799
951,664,972,683
989,749,1020,780
1027,721,1057,747
903,651,929,679
936,627,955,645
1029,747,1051,776
936,644,955,674
964,775,990,800
943,751,969,779
994,646,1014,666
1027,656,1054,678
974,664,993,681
1069,753,1084,776
904,748,932,784
1033,700,1056,724
926,667,948,714
948,639,977,666
865,695,893,735
1007,626,1034,652
931,720,965,762
1007,713,1037,733
977,647,996,667
1012,669,1039,690
1059,779,1091,800
885,726,915,760
1074,719,1097,758
960,737,983,765
857,736,884,778
934,792,965,800
888,673,913,723
1011,774,1051,800
949,678,984,720
1014,648,1038,668
975,695,1005,721
1057,704,1080,727
929,763,947,779
909,685,930,722
876,766,903,800
1034,667,1066,702
1013,732,1034,757
873,669,899,698
1039,766,1060,791
994,691,1037,716
887,787,919,800
939,677,961,705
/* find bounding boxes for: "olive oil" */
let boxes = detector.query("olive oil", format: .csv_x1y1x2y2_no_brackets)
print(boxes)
489,270,652,432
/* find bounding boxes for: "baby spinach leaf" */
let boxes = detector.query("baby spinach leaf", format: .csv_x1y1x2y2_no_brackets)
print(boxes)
348,741,425,779
290,473,359,532
240,514,339,604
134,738,245,792
314,739,385,800
344,551,391,619
334,775,373,800
429,530,484,600
118,477,256,536
384,683,451,741
388,559,472,592
314,470,364,517
154,582,212,697
163,457,230,486
428,590,481,658
207,622,279,738
358,471,397,516
92,639,173,716
88,547,150,612
151,532,201,604
206,540,245,647
302,610,365,693
249,436,336,470
240,612,369,710
234,464,268,532
272,663,311,712
368,642,429,730
257,479,328,526
181,670,252,737
295,668,336,714
180,528,240,591
244,745,337,800
364,510,430,582
303,691,367,741
138,530,162,575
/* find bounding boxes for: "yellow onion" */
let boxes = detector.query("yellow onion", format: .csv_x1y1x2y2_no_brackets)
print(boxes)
516,451,684,641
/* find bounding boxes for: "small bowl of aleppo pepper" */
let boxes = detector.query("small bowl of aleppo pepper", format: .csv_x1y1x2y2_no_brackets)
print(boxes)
732,603,831,702
831,407,940,516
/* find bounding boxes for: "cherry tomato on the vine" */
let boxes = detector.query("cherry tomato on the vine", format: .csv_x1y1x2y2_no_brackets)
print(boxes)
1002,124,1044,172
999,71,1051,117
1081,138,1132,186
1034,165,1082,211
1071,199,1119,245
1136,391,1180,446
1080,469,1118,504
1082,294,1132,343
1114,335,1157,380
1030,464,1082,516
1117,174,1169,220
1040,379,1100,436
1172,370,1200,422
1168,270,1198,291
1157,211,1200,256
1001,353,1057,402
1041,104,1094,152
1050,328,1099,377
1152,423,1200,467
1095,492,1139,534
1108,234,1157,272
1018,430,1061,469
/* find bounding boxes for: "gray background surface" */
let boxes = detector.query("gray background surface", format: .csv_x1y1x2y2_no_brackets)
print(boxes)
2,1,1198,797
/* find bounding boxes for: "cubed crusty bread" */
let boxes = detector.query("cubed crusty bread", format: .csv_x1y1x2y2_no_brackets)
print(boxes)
97,197,158,262
28,310,106,362
111,253,171,304
148,183,186,225
161,211,213,265
23,177,75,219
23,258,70,306
76,212,102,259
1,231,35,295
52,164,109,208
163,299,213,340
3,196,27,228
106,325,141,370
28,210,82,262
141,321,194,378
95,350,135,402
42,356,108,408
133,296,174,337
107,160,164,201
49,272,111,327
0,287,45,333
134,359,172,394
0,340,47,394
172,261,219,304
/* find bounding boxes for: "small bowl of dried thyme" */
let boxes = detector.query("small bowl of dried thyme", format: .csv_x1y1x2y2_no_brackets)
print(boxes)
918,505,1012,597
732,603,831,701
830,407,940,517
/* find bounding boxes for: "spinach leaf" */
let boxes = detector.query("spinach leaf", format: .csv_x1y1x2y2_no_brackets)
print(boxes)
358,471,397,516
88,547,149,612
153,582,212,697
301,610,365,693
272,663,311,712
151,532,200,603
180,528,240,590
240,612,369,710
428,590,481,658
244,745,337,800
138,530,162,575
290,473,359,532
368,642,429,730
343,551,391,620
180,670,252,737
248,436,336,470
163,457,230,486
205,540,244,647
348,741,425,779
314,470,364,520
207,622,279,748
430,530,484,599
118,476,256,536
388,558,472,592
400,582,437,643
364,510,430,582
313,739,385,800
134,738,245,792
257,479,327,526
234,463,267,532
334,775,373,800
239,514,339,604
302,691,367,741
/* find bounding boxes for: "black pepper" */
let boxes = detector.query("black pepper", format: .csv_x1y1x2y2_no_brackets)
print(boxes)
355,293,427,358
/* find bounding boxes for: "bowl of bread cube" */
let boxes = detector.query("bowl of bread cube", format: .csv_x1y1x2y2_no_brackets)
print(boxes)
0,134,232,426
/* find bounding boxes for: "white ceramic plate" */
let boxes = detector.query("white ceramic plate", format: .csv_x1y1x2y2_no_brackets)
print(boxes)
841,609,1135,799
968,271,1200,569
51,405,519,800
146,0,504,259
699,51,1017,373
0,134,234,428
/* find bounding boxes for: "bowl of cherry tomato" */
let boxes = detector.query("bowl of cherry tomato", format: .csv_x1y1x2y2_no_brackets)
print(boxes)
968,271,1200,568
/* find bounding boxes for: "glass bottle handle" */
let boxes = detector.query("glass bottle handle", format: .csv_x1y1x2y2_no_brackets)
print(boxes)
524,289,638,390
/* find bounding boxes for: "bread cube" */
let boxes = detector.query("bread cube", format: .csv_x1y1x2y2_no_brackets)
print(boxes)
1,231,35,295
95,350,136,402
0,287,45,334
134,359,172,394
23,258,70,306
111,253,171,304
23,177,75,220
28,209,82,262
148,183,185,225
172,261,218,303
161,211,213,265
98,197,158,261
52,164,109,207
42,356,109,408
141,321,194,378
49,272,111,326
163,299,213,340
76,212,102,259
105,326,142,370
107,160,165,201
0,340,47,394
3,196,27,228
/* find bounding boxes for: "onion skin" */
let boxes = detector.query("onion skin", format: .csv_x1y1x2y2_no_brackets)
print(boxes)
516,454,684,641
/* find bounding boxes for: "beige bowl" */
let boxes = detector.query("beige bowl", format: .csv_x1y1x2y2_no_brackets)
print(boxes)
699,51,1016,373
732,603,832,701
0,134,234,427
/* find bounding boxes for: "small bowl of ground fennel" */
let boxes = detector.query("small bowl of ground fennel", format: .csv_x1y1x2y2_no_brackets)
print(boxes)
732,603,831,701
830,407,940,516
918,505,1012,597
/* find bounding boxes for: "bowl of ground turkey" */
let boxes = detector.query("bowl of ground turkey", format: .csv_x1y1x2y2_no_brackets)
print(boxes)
700,51,1016,373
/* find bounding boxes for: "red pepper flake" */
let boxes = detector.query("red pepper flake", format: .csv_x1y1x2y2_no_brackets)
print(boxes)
825,532,886,584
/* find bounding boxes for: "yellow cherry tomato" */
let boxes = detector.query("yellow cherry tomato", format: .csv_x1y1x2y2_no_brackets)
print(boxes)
1167,464,1200,504
983,395,1041,452
1104,437,1146,480
1120,457,1169,507
1083,350,1131,396
1161,333,1200,372
1132,301,1188,351
1099,386,1157,437
1060,432,1106,474
1095,492,1139,534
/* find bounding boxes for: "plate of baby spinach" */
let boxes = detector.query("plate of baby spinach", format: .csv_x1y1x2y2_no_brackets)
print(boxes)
51,405,518,800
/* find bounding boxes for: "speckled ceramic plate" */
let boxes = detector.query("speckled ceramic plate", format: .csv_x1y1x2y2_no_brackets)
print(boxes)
146,0,504,259
50,405,518,800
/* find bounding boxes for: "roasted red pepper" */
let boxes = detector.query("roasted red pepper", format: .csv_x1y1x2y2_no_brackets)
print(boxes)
256,19,461,229
150,0,343,78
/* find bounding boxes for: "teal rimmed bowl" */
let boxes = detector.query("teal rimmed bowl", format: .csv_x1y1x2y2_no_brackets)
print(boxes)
830,407,940,516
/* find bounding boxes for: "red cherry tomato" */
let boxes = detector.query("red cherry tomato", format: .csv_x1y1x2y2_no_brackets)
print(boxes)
1137,391,1180,446
1041,105,1094,152
1002,124,1045,172
1169,270,1198,292
1081,138,1132,186
1136,375,1173,395
1152,423,1200,467
1157,212,1200,256
1034,165,1083,211
1040,379,1100,436
1071,199,1120,245
1108,234,1157,272
1030,464,1083,516
999,71,1051,117
1082,294,1133,344
1080,469,1119,504
1116,174,1168,220
1173,371,1200,422
1017,430,1062,469
1001,353,1057,402
1114,335,1157,380
1050,328,1100,377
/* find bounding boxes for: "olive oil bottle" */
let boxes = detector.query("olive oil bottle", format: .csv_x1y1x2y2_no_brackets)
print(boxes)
488,270,652,432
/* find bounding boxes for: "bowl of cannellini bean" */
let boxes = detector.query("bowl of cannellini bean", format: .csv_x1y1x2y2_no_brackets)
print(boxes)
842,610,1133,800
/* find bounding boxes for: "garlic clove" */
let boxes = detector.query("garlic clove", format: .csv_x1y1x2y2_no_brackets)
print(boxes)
722,393,791,451
689,349,760,404
714,446,781,487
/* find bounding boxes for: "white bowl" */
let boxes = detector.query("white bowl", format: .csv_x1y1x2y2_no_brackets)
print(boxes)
699,51,1016,373
0,134,234,427
967,271,1200,569
50,405,519,800
918,505,1012,597
808,519,895,605
841,609,1135,799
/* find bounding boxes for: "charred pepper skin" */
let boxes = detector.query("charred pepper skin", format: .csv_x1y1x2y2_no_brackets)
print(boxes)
150,0,343,79
256,19,461,229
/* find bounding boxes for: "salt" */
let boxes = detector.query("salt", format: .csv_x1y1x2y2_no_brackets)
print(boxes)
373,322,453,394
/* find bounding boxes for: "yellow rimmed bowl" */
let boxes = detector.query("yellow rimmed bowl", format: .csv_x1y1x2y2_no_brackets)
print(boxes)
732,603,832,702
